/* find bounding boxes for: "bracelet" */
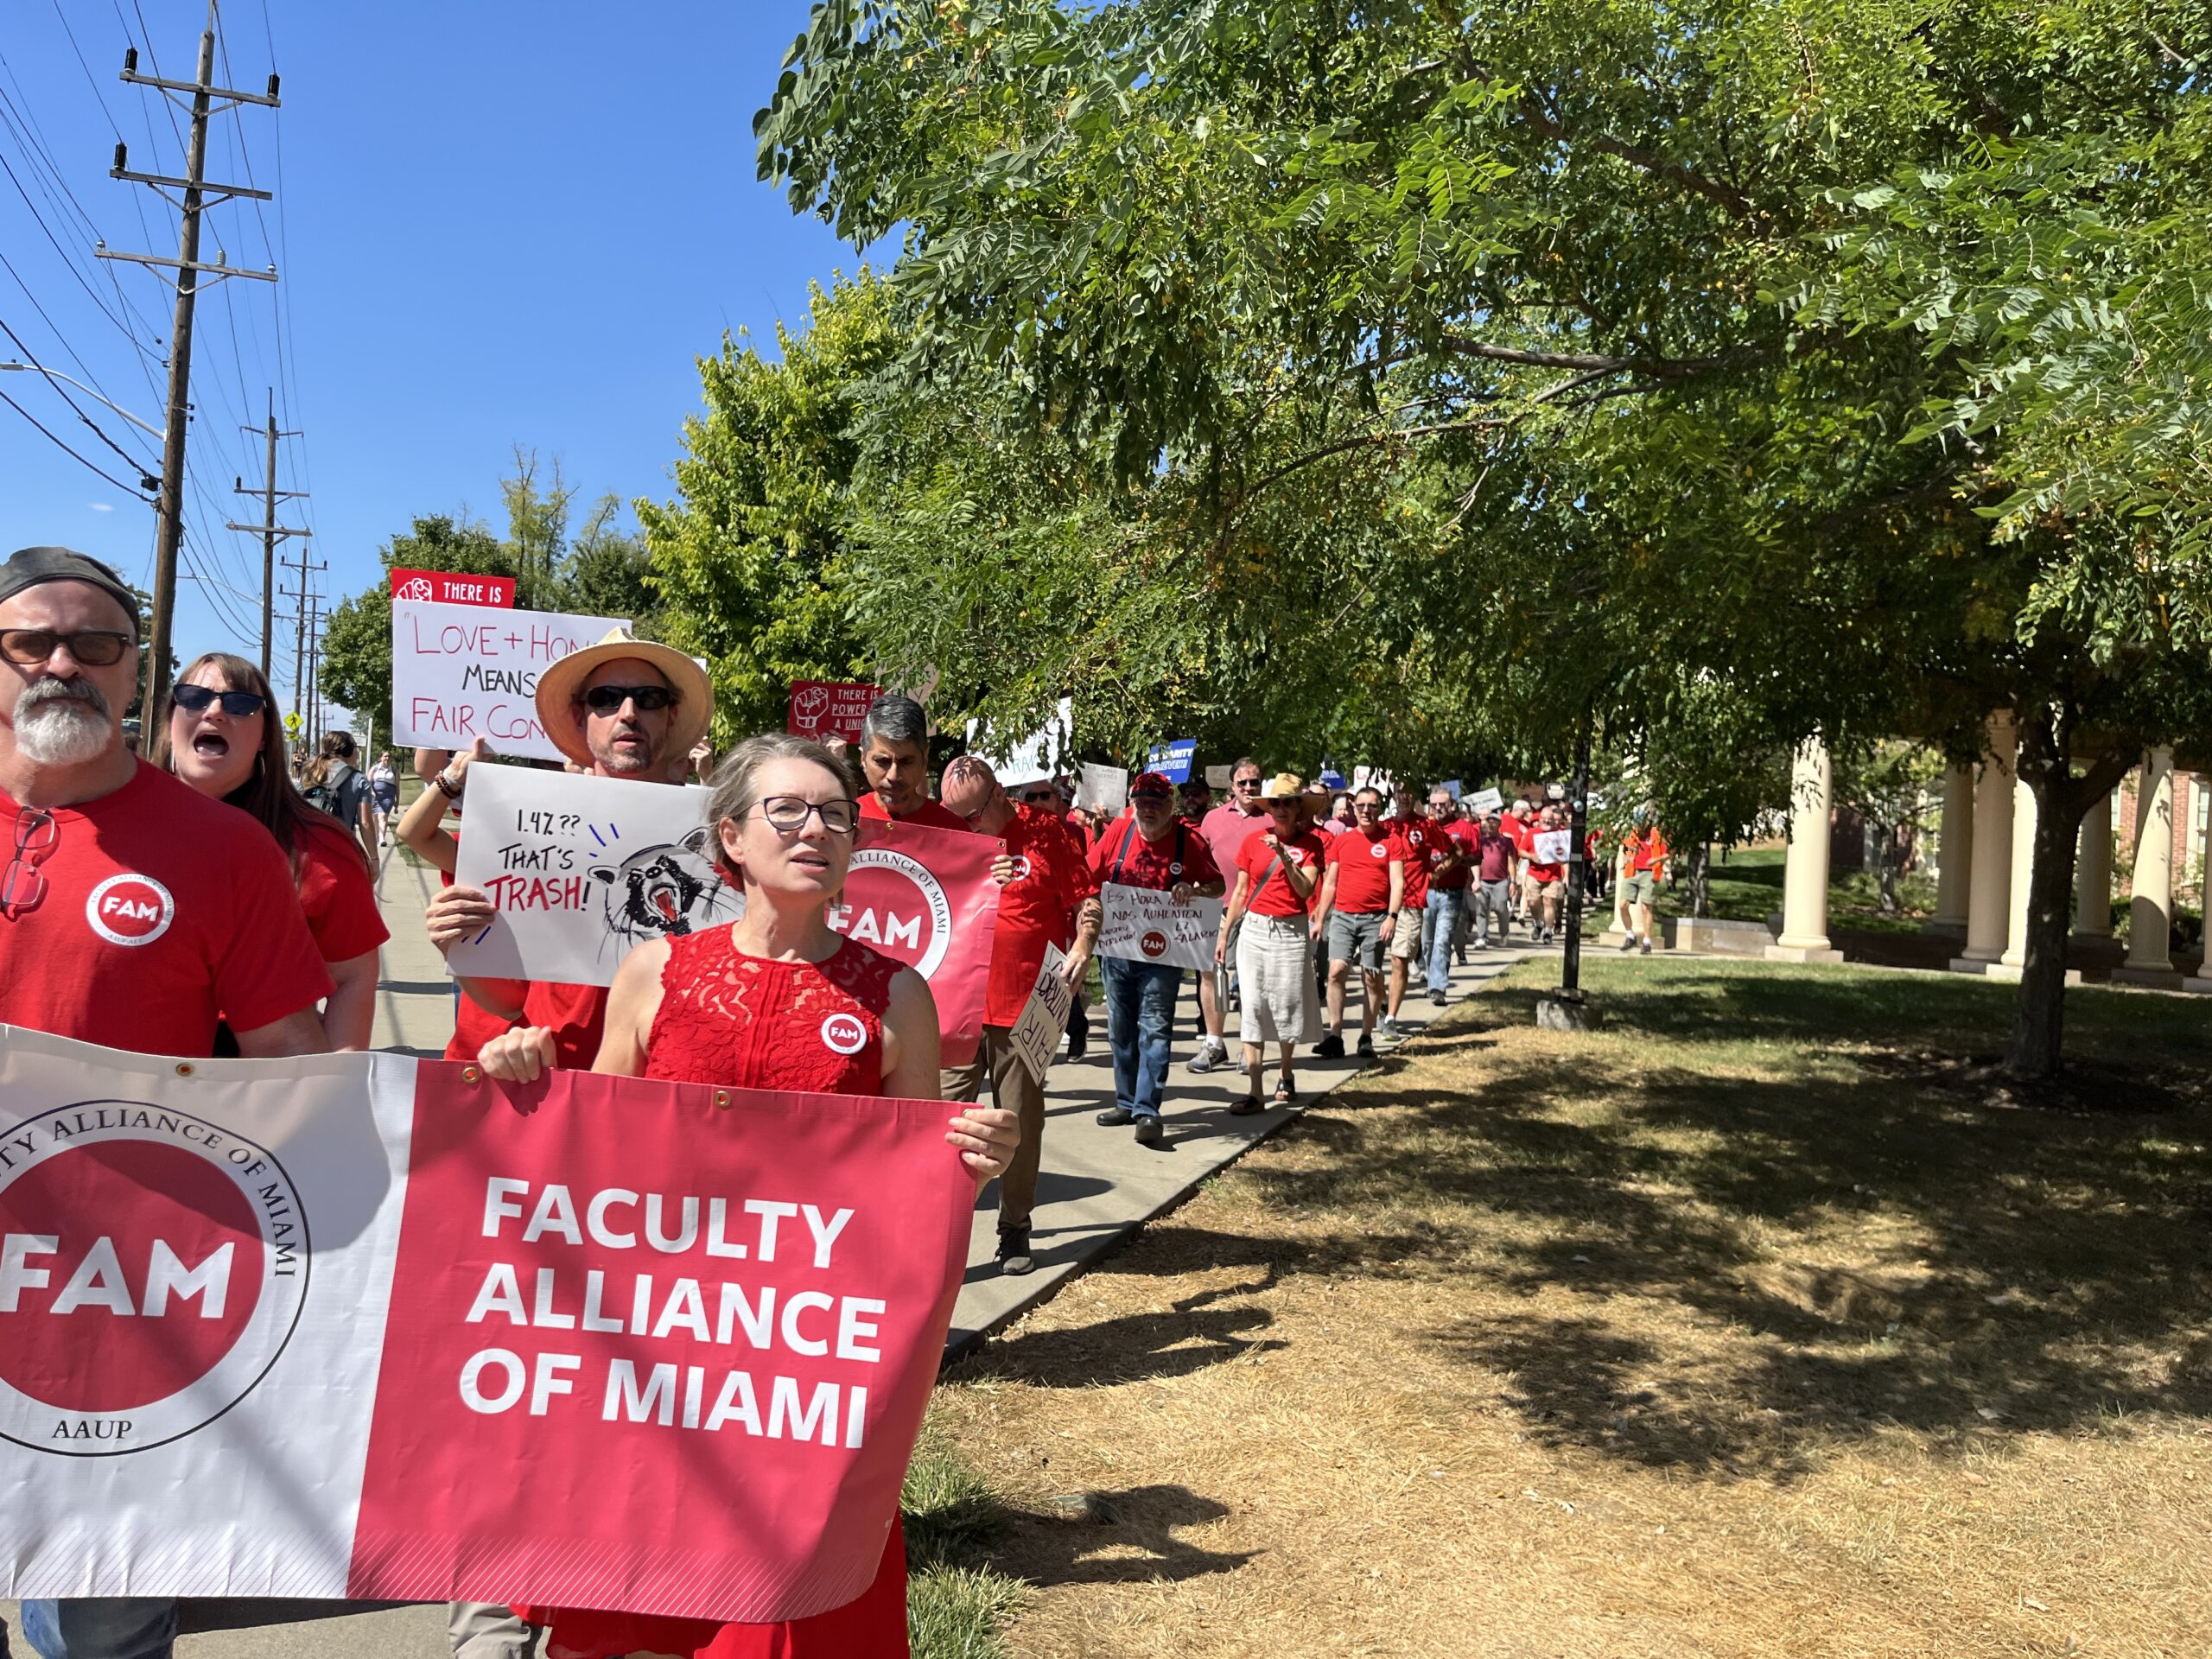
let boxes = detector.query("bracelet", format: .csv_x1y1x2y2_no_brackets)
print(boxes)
435,769,465,799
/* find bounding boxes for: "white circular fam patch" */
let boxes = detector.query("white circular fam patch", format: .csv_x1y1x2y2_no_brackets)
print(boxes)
819,1013,868,1056
85,874,175,947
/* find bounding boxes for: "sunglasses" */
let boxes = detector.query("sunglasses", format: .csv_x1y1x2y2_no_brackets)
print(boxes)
2,807,57,918
172,683,269,718
0,628,135,668
757,795,860,836
1233,777,1263,789
582,683,677,714
1019,788,1061,804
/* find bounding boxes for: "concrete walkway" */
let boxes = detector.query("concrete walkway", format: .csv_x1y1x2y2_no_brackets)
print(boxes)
3,862,1545,1658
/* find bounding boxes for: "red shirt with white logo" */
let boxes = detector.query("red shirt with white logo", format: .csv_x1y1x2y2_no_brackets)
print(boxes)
1433,818,1478,890
1087,815,1221,894
1324,824,1405,913
0,762,331,1056
984,804,1096,1027
1237,829,1326,918
295,817,391,963
1394,814,1437,909
860,791,972,835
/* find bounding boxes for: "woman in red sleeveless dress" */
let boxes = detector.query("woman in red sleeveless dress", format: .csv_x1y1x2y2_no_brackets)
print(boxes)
478,733,1019,1659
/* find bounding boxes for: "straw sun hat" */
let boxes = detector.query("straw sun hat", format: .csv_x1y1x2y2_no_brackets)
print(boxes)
532,627,714,769
1261,772,1305,799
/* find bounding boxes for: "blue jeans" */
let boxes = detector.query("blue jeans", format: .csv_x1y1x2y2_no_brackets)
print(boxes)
1423,889,1462,995
22,1599,177,1659
1099,957,1181,1122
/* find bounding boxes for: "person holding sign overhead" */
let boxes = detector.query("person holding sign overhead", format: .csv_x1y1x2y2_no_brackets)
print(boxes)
1088,771,1224,1147
1216,773,1325,1109
475,731,1018,1659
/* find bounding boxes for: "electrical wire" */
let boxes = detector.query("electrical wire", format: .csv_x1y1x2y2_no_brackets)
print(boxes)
0,387,150,499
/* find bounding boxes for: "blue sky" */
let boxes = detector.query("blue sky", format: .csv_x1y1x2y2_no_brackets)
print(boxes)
0,0,862,728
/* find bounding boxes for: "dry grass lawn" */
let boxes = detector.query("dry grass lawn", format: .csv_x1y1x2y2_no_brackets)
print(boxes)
930,957,2212,1658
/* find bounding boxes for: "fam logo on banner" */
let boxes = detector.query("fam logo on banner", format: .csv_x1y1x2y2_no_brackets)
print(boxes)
0,1027,973,1626
827,820,1001,1065
1095,882,1223,972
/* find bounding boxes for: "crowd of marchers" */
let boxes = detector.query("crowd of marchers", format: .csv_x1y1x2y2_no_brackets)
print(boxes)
0,548,1673,1659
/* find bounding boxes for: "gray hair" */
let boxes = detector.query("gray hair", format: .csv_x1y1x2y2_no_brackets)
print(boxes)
705,732,864,873
860,692,928,749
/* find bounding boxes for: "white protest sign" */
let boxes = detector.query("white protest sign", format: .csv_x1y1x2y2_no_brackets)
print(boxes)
969,697,1071,786
1007,943,1074,1083
449,766,738,986
1096,882,1224,971
1469,786,1505,815
1077,763,1128,814
1533,829,1574,865
391,599,628,763
1204,764,1234,791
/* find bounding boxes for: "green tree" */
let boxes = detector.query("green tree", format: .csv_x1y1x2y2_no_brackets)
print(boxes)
637,272,899,744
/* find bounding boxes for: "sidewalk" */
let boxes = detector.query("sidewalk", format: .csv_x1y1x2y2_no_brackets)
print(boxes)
3,870,1546,1658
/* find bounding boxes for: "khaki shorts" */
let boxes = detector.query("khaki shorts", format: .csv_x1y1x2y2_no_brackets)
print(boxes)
1521,870,1561,905
1388,908,1422,960
1620,870,1660,906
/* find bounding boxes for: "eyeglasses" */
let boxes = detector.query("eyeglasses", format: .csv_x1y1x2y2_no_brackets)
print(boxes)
582,683,677,714
2,807,56,918
756,796,860,836
172,683,268,718
0,629,135,668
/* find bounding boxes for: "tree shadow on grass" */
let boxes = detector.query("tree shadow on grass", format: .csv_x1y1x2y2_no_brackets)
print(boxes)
1233,973,2212,1480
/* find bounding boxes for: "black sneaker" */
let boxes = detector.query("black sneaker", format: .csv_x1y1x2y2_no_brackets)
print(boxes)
1096,1104,1135,1126
1429,990,1449,1007
1133,1116,1165,1147
995,1224,1034,1276
1357,1033,1376,1058
1314,1032,1345,1059
1065,1033,1087,1062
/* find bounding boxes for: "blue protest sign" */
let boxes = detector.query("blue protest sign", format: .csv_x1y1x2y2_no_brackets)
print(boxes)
1145,738,1197,783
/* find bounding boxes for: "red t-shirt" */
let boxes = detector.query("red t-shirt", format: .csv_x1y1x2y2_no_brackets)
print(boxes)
1237,829,1325,918
859,791,972,835
1324,824,1403,914
296,817,391,962
524,979,609,1071
1087,815,1221,894
1433,818,1478,890
1476,826,1516,883
0,762,331,1056
1503,813,1537,857
1394,815,1438,908
983,805,1096,1027
1625,829,1670,876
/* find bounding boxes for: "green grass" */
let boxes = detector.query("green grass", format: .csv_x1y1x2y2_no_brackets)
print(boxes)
1651,845,1940,934
903,1427,1028,1658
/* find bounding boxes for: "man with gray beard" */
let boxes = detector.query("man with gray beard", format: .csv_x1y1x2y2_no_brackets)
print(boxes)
0,546,332,1659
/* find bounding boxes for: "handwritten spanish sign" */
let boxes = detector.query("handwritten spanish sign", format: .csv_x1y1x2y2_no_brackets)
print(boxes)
448,766,735,986
1096,882,1222,971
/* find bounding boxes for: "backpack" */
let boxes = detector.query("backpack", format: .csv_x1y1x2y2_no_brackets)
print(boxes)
303,761,356,819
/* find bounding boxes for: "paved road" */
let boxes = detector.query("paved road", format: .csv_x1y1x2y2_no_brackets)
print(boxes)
3,850,1544,1657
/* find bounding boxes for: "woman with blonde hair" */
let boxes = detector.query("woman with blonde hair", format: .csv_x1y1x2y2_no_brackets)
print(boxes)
477,730,1018,1659
1216,772,1325,1109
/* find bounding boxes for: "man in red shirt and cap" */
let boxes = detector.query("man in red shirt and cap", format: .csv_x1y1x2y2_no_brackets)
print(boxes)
1089,771,1224,1146
938,756,1101,1274
0,545,333,1659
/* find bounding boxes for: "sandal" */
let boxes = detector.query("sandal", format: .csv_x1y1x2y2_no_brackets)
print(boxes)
1230,1093,1267,1116
1273,1077,1298,1104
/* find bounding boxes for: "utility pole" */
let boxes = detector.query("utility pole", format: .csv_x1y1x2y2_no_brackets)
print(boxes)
226,389,308,679
100,2,281,743
302,592,326,746
278,542,323,734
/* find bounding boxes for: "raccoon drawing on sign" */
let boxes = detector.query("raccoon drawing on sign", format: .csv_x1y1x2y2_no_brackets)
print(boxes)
590,827,740,954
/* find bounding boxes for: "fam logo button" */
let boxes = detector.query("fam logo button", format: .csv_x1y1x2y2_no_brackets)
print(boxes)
0,1102,308,1457
85,874,175,947
818,1013,868,1057
1140,930,1169,959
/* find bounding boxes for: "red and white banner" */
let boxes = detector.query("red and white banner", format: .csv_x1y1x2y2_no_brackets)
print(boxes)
389,568,518,608
830,819,1000,1066
786,682,880,744
0,1027,970,1624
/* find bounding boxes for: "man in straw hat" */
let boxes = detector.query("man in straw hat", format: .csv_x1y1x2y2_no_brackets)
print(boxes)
416,626,709,1659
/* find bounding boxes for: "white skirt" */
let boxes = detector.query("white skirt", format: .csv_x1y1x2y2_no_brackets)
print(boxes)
1236,912,1320,1046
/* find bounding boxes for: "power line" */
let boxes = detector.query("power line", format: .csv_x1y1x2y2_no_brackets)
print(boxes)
0,385,151,499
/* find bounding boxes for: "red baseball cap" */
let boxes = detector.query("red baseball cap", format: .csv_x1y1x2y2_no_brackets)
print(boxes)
1130,770,1174,796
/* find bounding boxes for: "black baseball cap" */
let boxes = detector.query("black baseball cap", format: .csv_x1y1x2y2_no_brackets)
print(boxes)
0,546,141,635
